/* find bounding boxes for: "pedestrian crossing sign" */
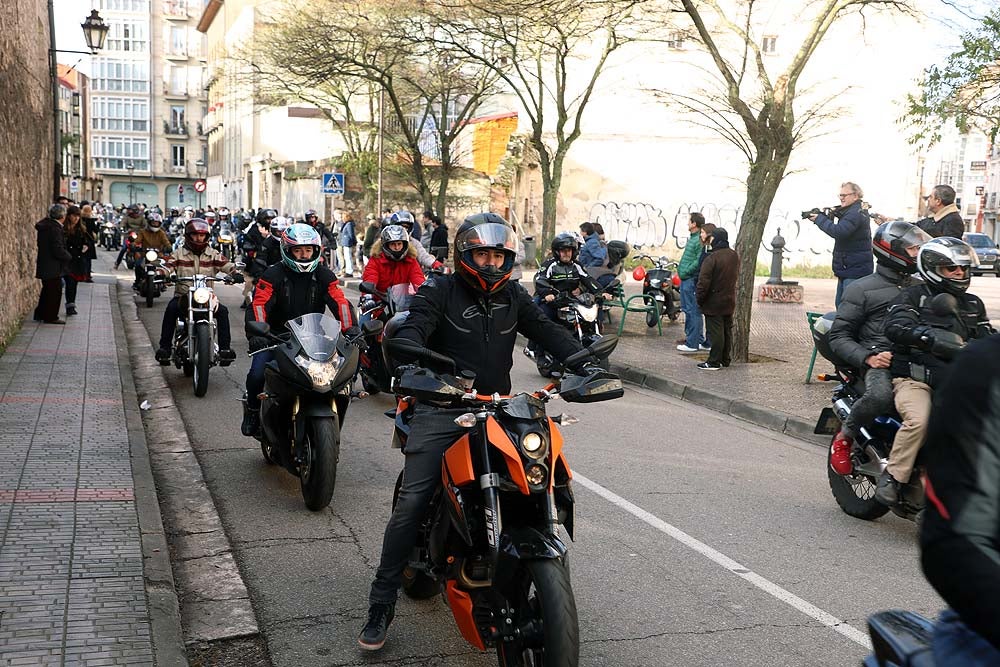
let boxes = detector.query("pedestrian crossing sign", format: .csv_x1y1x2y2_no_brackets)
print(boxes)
321,173,345,196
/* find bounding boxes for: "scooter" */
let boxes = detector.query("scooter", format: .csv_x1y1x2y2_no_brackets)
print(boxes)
631,254,681,327
384,335,623,665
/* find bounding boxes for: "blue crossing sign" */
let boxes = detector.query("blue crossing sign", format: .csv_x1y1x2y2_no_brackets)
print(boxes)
321,172,345,196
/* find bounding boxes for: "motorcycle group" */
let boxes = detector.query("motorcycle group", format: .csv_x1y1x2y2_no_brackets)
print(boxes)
108,200,628,665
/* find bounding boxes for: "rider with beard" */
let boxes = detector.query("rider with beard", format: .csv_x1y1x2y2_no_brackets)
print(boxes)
826,222,931,455
114,204,147,269
877,237,993,506
155,219,243,365
241,223,356,437
358,213,602,651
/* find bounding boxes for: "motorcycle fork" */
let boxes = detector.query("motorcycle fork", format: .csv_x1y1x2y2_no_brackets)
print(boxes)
472,420,503,575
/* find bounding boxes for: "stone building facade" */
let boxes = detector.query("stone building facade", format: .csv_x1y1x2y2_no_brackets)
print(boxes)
0,0,53,344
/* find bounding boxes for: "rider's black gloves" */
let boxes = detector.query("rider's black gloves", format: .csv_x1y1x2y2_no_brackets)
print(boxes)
343,326,362,339
231,273,245,284
249,336,270,353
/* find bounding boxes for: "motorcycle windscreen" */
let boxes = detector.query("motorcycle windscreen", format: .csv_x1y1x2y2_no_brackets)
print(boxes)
287,313,342,362
386,283,416,312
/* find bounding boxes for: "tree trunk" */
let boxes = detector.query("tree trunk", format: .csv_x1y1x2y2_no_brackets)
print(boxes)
731,145,790,363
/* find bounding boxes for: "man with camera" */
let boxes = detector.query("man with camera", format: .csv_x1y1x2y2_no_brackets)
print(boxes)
806,181,873,307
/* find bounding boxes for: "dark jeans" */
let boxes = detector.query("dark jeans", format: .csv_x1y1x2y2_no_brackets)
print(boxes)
159,296,232,351
842,367,893,438
63,275,78,306
34,278,63,322
704,314,733,366
245,349,274,410
370,406,468,604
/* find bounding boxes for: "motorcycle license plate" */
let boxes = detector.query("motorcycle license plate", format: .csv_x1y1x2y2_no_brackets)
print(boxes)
813,407,839,435
654,294,665,301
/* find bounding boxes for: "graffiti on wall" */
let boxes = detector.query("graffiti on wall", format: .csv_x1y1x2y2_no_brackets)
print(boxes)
589,200,831,256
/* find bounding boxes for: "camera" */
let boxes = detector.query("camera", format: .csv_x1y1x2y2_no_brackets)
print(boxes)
801,207,823,219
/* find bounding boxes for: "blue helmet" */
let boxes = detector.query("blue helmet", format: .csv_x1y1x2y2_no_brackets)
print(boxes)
279,223,322,273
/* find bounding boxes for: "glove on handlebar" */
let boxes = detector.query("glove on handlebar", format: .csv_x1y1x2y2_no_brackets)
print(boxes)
248,336,270,353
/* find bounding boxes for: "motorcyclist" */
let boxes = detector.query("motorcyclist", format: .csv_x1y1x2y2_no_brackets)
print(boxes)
114,204,147,269
133,212,172,288
155,219,243,365
826,222,931,452
382,210,443,272
919,335,1000,663
241,223,356,436
303,208,338,252
359,224,425,309
877,237,992,505
359,213,602,651
256,215,290,271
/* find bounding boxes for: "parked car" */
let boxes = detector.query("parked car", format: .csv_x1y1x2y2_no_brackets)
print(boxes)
963,232,1000,276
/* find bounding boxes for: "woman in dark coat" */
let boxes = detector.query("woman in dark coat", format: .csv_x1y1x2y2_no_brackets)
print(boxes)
63,206,93,316
695,227,740,370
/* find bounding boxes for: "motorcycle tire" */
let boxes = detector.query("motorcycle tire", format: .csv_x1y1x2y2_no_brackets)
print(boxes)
299,416,340,511
260,437,277,465
145,275,154,308
192,324,211,397
496,559,579,667
826,438,890,521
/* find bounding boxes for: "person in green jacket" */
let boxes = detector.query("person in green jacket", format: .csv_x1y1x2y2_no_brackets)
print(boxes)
677,212,709,353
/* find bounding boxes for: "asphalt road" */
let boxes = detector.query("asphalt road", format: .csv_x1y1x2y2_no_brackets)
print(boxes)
110,253,941,667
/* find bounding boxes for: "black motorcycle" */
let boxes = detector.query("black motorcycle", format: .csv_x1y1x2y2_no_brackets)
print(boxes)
245,313,382,511
136,249,170,308
100,219,120,250
631,253,681,327
168,273,239,397
357,282,415,395
524,287,615,378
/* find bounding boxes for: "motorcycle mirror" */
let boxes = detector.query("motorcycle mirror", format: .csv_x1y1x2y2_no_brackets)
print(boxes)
247,321,271,338
929,293,959,318
553,414,579,426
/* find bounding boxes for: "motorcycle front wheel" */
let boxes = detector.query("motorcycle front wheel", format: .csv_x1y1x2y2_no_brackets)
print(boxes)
299,416,340,511
827,437,890,521
497,559,579,667
192,324,211,397
644,294,660,328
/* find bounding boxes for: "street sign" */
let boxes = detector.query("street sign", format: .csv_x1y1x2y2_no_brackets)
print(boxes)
69,178,79,193
194,179,207,193
321,172,345,196
178,185,185,194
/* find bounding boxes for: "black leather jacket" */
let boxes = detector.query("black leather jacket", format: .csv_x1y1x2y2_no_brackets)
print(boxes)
827,264,915,371
394,274,583,395
533,258,601,300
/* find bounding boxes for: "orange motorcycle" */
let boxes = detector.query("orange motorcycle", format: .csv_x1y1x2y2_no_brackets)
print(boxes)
385,336,622,666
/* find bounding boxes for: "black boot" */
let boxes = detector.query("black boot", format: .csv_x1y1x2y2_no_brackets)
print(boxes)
65,303,77,316
219,348,236,366
358,602,394,651
875,470,901,506
155,348,171,366
241,407,260,437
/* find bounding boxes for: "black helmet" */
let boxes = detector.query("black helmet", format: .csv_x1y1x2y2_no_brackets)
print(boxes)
550,232,579,263
453,213,517,295
256,208,278,225
379,225,409,261
303,209,319,225
389,210,415,232
916,237,978,295
872,221,931,274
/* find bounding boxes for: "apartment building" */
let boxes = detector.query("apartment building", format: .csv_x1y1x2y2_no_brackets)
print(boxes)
90,0,206,209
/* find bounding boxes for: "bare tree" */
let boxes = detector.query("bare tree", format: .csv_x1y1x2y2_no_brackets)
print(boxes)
250,0,498,217
667,0,916,362
430,0,644,249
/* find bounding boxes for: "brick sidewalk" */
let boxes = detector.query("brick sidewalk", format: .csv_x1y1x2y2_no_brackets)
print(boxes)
0,284,158,665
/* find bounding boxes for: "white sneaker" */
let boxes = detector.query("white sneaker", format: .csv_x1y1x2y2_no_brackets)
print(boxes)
699,344,711,351
676,344,699,353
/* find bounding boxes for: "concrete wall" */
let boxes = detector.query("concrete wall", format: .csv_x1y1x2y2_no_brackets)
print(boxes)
0,0,52,344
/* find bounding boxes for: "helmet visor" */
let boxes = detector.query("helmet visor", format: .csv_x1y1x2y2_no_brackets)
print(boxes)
898,225,932,250
456,223,517,254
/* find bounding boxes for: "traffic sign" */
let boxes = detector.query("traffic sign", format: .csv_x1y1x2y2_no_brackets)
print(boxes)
69,178,79,193
194,179,207,193
178,185,185,194
321,172,345,196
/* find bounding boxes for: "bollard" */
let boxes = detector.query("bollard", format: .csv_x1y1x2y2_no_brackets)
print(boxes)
757,227,803,303
766,228,786,285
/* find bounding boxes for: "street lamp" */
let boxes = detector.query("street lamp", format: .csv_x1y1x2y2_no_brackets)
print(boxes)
195,159,205,209
49,6,110,200
126,161,135,205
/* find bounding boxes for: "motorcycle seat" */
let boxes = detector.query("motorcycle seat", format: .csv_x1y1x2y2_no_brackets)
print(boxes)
866,610,935,667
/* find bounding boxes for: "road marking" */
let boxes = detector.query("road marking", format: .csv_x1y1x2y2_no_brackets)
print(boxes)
574,472,872,649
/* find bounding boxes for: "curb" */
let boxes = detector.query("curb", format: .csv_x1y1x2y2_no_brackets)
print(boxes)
609,361,829,448
111,284,189,667
115,283,260,648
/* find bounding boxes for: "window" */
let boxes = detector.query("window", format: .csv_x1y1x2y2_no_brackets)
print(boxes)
169,105,186,131
90,96,149,131
667,31,684,50
92,59,149,93
762,35,777,55
105,21,148,52
171,145,186,168
97,0,149,12
167,65,188,95
169,26,186,56
91,136,149,171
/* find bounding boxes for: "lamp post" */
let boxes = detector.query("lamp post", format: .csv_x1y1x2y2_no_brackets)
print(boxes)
126,161,135,205
195,158,205,209
49,7,109,200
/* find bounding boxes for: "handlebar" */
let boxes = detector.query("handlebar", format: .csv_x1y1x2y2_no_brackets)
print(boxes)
633,254,677,269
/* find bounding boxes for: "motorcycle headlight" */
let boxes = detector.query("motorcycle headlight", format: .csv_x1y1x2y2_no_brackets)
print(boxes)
145,250,158,262
520,432,548,460
295,357,342,388
577,305,598,323
192,287,211,304
525,463,548,486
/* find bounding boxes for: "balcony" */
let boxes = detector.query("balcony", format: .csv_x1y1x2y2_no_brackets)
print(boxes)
164,120,189,136
201,110,218,133
165,48,189,61
163,0,188,20
163,81,189,99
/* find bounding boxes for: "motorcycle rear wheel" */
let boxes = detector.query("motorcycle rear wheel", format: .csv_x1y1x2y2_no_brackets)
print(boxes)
192,325,211,397
299,416,340,511
827,438,890,521
497,559,579,667
260,437,277,465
